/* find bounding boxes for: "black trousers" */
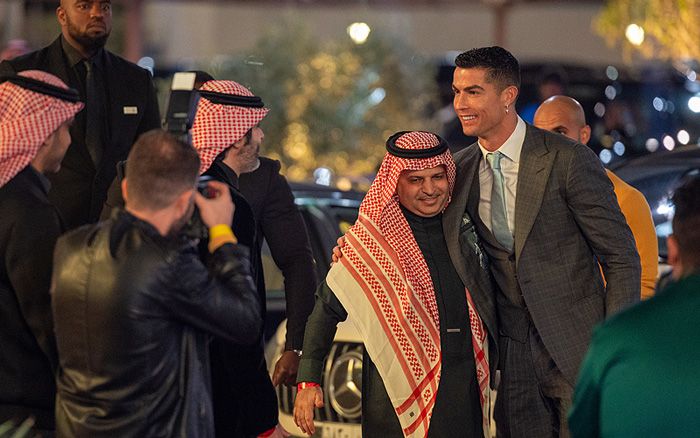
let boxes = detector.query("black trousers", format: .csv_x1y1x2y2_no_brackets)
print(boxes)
494,325,573,438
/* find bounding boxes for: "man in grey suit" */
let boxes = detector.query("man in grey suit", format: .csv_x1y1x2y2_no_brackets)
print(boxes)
443,46,640,437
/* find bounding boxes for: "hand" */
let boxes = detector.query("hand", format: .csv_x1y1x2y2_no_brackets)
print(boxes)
330,236,346,264
194,180,235,228
293,386,324,436
272,351,300,386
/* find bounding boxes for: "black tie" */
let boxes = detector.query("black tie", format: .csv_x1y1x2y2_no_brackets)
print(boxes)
83,59,103,166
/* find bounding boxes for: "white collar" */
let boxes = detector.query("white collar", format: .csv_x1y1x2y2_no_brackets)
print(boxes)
478,116,526,163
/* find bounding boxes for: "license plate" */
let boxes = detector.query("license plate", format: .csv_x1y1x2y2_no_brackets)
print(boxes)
321,424,362,438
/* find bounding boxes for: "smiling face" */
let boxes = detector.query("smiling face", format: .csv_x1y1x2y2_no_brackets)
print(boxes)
396,165,449,218
452,67,519,151
57,0,112,56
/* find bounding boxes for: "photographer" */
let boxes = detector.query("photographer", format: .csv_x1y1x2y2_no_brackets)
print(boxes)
51,130,262,437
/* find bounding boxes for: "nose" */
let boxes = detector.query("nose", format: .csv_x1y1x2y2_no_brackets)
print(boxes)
422,179,436,195
453,92,467,110
90,2,104,16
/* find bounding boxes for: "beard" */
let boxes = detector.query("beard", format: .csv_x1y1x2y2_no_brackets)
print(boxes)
66,19,110,52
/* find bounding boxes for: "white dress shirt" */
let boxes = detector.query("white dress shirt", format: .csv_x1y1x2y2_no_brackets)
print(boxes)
477,116,526,237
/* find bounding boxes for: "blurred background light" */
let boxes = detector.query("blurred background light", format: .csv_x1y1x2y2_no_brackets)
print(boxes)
594,102,606,117
688,96,700,113
613,141,625,156
137,56,154,75
645,138,659,152
605,65,619,81
313,167,333,186
605,85,617,100
663,135,676,150
625,23,645,46
347,22,371,45
677,130,690,145
599,149,612,164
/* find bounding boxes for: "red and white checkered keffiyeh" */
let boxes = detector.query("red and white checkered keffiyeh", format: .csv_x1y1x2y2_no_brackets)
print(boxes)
326,131,490,437
0,70,83,187
190,80,269,174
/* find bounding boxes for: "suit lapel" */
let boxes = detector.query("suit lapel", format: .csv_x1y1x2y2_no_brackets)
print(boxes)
46,37,71,85
444,145,480,282
514,125,556,261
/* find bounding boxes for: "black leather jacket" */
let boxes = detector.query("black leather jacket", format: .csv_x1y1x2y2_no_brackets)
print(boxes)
51,211,262,437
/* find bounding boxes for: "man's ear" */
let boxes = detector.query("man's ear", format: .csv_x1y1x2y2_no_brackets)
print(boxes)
175,189,194,216
121,178,129,203
502,85,519,108
56,5,66,26
580,124,592,145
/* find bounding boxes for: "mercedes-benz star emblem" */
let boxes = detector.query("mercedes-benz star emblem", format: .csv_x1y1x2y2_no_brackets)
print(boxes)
328,350,363,419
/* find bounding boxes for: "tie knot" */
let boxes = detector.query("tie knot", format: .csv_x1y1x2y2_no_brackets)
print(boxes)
487,152,503,170
83,59,95,73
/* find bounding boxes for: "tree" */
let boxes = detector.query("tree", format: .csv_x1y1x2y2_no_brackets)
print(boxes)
202,20,438,184
595,0,700,62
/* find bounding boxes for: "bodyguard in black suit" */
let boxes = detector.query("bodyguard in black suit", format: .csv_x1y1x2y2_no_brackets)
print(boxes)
0,0,160,230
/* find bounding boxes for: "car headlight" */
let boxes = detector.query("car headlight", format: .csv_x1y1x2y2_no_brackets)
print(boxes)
327,350,363,419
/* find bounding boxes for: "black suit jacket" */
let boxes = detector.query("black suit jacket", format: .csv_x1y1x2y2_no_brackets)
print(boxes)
0,36,161,229
239,157,317,351
0,167,62,430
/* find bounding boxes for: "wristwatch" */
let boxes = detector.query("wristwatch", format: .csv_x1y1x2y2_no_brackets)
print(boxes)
292,349,303,357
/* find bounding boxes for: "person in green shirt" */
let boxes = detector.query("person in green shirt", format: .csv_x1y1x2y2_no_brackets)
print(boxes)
569,174,700,437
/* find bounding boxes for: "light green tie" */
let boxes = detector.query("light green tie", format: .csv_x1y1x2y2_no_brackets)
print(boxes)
486,152,514,249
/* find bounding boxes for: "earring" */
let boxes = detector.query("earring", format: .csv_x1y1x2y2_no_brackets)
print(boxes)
505,105,509,114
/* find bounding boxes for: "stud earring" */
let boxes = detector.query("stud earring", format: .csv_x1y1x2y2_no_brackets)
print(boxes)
505,105,509,114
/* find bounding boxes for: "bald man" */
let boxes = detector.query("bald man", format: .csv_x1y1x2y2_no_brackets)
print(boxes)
534,95,657,299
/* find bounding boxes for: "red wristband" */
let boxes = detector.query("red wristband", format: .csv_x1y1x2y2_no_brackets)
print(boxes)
297,382,320,392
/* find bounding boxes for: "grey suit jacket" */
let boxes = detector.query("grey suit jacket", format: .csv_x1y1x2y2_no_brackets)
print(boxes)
445,123,641,384
442,178,499,386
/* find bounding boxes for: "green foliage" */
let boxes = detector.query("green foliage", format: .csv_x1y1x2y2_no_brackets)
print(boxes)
199,20,438,182
595,0,700,62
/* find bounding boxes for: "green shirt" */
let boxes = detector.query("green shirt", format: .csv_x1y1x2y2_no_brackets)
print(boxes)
569,273,700,438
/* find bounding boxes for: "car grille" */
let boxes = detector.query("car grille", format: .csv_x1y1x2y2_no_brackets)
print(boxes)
277,341,363,423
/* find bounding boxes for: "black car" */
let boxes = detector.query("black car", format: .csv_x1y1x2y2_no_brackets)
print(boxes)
263,182,363,340
612,145,700,259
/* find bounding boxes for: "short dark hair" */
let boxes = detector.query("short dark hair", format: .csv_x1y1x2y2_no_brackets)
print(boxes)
455,46,521,90
672,172,700,268
125,130,200,211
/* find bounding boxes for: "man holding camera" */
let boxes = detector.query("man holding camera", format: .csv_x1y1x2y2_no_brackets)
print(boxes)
51,130,263,437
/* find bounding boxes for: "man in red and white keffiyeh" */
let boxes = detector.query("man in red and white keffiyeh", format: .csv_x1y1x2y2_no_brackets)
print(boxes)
0,70,82,432
294,131,494,438
190,79,289,438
